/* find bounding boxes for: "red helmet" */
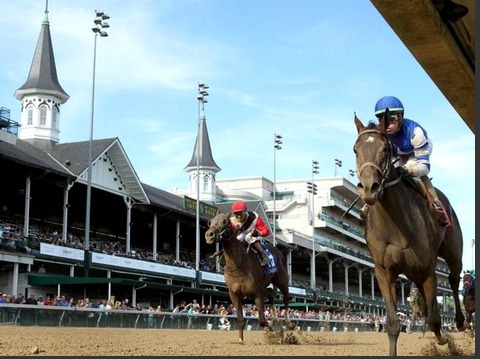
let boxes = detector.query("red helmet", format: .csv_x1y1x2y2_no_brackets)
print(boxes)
231,201,247,213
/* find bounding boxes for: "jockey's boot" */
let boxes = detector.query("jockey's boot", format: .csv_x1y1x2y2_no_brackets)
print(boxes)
420,176,451,227
254,241,268,266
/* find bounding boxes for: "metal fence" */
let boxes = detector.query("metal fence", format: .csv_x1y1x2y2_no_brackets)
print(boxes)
0,304,409,333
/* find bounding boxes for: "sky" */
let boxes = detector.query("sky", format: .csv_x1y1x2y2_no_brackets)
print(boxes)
0,0,475,271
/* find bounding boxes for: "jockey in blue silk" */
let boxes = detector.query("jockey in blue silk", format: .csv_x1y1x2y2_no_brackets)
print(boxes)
373,96,450,226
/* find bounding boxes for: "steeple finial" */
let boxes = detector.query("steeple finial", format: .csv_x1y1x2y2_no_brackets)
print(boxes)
43,0,49,25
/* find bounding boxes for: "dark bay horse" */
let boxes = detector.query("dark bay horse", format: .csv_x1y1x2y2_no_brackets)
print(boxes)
409,287,427,335
205,212,295,343
462,271,475,333
353,114,466,356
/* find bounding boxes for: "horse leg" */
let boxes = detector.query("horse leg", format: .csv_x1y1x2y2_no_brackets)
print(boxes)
422,276,447,346
254,296,270,330
439,222,466,331
266,288,279,327
272,254,296,331
280,286,296,331
411,312,416,333
448,272,467,331
230,294,245,343
375,268,400,356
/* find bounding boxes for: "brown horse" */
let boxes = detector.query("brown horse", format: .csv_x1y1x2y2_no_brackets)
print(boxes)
353,114,466,356
409,287,427,335
462,271,475,333
205,212,295,343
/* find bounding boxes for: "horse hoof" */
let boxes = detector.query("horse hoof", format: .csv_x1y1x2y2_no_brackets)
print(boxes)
436,336,448,346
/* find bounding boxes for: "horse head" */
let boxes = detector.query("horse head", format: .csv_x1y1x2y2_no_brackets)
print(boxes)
409,287,420,305
353,112,395,205
463,272,475,290
205,212,234,244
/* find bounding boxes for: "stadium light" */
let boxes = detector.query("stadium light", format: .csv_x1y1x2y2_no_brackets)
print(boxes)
195,82,209,271
307,160,319,290
273,133,282,247
85,10,110,277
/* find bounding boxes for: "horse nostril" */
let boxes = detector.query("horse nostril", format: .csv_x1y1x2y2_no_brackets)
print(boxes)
371,182,380,193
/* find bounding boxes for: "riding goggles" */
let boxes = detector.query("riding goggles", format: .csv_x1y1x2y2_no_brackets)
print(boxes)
233,211,246,219
377,113,401,124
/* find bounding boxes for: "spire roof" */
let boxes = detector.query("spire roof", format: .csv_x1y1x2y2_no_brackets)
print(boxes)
14,7,69,102
184,112,221,172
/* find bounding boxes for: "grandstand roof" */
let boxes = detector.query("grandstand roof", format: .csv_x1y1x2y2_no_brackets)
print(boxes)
0,137,74,179
51,138,149,203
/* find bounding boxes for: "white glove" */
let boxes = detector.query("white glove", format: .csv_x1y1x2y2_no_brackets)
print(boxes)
245,232,257,244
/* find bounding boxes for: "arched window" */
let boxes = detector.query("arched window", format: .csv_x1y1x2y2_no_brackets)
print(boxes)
52,106,59,129
39,105,47,126
203,175,209,192
27,105,34,125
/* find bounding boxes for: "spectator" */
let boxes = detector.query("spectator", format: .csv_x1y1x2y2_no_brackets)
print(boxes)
44,295,53,306
37,295,45,305
121,298,131,310
15,293,24,304
219,314,231,331
147,305,156,328
57,295,69,307
38,264,46,274
24,293,38,305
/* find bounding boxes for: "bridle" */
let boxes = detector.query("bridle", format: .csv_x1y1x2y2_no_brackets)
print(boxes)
354,128,402,192
463,273,475,290
206,213,247,276
206,213,234,243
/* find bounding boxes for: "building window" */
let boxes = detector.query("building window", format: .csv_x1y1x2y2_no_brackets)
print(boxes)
27,106,33,125
203,176,209,192
52,107,58,129
39,105,47,126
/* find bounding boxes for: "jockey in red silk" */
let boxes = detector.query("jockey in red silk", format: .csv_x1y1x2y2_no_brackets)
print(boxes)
229,200,270,266
374,96,450,227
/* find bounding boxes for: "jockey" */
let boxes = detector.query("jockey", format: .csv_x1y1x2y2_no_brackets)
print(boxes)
229,200,270,266
373,96,450,227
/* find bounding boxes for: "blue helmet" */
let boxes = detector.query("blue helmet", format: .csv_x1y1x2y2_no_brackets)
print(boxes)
374,96,404,117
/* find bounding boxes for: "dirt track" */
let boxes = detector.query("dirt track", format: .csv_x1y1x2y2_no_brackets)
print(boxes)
0,326,475,356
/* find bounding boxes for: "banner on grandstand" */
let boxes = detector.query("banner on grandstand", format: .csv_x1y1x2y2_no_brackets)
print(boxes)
183,196,219,218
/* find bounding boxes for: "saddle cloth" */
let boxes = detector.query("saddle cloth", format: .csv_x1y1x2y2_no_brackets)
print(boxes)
258,244,278,275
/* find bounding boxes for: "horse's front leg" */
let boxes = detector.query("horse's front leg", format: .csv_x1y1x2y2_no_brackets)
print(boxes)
375,268,400,356
230,294,245,343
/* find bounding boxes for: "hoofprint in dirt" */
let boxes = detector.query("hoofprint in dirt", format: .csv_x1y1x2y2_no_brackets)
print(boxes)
0,326,475,356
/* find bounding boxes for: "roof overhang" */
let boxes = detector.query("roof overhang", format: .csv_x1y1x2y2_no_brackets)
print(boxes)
370,0,475,133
